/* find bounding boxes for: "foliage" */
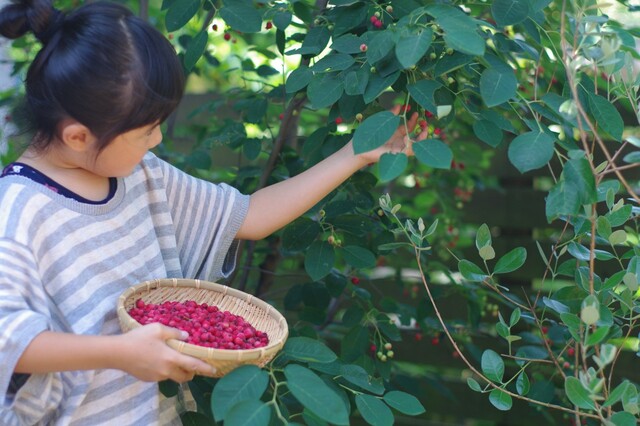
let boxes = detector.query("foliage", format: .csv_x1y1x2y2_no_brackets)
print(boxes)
2,0,640,424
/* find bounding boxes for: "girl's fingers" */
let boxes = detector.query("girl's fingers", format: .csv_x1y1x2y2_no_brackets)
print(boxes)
390,104,402,115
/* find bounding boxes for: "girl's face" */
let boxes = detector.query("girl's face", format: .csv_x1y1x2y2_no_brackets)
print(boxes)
90,123,163,177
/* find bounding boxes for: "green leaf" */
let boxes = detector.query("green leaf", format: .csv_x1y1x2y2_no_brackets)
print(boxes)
383,391,426,415
366,30,395,64
479,245,496,261
312,53,356,72
183,31,208,71
352,112,401,154
604,381,631,407
165,0,201,32
588,93,624,141
480,65,518,107
491,0,530,27
342,245,377,268
355,394,394,426
475,223,492,249
596,216,612,239
283,337,338,363
219,3,262,33
331,34,363,54
284,365,349,425
581,295,601,326
159,379,179,397
508,130,555,173
273,11,292,30
395,26,433,69
340,364,385,395
180,411,214,426
473,120,503,147
307,73,344,109
489,388,513,411
211,365,269,422
458,259,489,282
282,218,321,252
364,70,400,103
225,400,271,426
481,350,505,382
407,80,442,113
610,412,636,426
586,326,610,346
426,4,485,56
467,378,483,392
546,180,581,220
565,376,596,410
285,66,313,93
378,153,408,182
516,372,530,396
344,67,370,96
609,229,627,245
494,247,527,274
564,156,597,205
509,308,521,327
413,139,453,169
304,241,335,281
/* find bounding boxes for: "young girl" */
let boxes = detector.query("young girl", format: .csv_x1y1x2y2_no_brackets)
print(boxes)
0,0,425,425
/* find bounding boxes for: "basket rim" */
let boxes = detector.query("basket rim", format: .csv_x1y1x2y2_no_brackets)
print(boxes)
117,278,289,362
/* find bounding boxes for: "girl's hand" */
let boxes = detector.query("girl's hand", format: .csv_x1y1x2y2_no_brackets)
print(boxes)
113,323,216,383
353,105,430,165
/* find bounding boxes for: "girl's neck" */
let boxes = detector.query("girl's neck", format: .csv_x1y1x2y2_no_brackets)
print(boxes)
18,147,111,202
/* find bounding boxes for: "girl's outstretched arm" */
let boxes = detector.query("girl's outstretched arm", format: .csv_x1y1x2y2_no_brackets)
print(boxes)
236,108,428,240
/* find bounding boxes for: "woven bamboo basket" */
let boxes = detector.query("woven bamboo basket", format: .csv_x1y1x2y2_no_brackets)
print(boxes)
117,278,288,377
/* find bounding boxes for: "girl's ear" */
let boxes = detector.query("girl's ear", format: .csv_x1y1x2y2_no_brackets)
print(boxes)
59,119,97,152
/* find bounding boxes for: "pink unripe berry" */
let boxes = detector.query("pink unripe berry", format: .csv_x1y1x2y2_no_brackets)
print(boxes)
360,43,368,52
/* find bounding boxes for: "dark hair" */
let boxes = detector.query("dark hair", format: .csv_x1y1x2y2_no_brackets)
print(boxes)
0,0,185,151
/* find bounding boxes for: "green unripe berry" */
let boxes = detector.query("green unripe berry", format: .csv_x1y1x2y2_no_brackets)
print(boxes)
387,350,394,358
380,355,388,362
446,48,454,55
429,52,437,60
374,11,381,18
370,66,377,74
384,342,392,350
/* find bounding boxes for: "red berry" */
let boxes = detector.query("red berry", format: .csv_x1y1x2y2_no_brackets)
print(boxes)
567,347,575,357
425,110,434,118
128,298,269,350
168,34,174,40
351,277,360,285
278,113,284,120
414,333,423,342
431,337,439,345
265,21,273,30
212,24,218,31
418,119,427,129
542,326,549,334
563,361,571,369
434,128,442,136
335,117,343,125
370,15,378,23
223,33,231,41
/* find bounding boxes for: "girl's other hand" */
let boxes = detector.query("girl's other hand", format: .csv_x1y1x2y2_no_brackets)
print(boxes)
113,323,216,383
353,104,430,165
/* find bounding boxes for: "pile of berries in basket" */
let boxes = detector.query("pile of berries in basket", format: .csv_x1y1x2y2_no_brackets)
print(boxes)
128,299,269,349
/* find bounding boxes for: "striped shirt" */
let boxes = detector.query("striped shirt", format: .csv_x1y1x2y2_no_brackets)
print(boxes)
0,152,249,425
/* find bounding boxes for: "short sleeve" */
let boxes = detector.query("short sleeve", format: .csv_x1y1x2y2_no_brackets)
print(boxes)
0,239,63,423
151,155,250,281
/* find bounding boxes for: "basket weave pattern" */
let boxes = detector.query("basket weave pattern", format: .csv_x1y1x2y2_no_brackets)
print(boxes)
117,278,288,377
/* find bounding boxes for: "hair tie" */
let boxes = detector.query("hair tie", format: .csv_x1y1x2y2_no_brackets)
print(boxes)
34,9,65,44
